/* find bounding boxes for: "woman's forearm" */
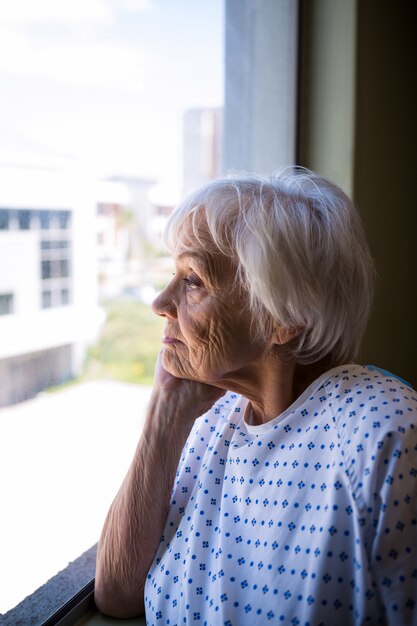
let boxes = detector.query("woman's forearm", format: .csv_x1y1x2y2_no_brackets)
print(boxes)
94,390,197,618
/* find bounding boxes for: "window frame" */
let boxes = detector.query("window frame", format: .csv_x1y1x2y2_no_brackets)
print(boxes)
1,545,97,626
41,580,95,626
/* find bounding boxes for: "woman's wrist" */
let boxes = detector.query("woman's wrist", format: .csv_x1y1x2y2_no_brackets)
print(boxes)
144,388,201,449
149,381,222,428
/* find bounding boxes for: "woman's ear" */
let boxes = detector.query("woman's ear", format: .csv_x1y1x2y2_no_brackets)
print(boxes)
272,323,303,346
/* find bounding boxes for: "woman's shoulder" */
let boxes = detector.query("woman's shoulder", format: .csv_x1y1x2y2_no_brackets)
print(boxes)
317,362,412,389
317,362,415,417
323,363,417,509
323,363,416,450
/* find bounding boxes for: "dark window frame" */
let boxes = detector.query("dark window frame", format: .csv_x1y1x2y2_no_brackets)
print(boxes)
0,545,97,626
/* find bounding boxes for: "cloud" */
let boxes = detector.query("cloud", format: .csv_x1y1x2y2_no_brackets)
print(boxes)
0,25,148,92
117,0,155,12
0,0,112,25
0,0,156,92
0,0,155,26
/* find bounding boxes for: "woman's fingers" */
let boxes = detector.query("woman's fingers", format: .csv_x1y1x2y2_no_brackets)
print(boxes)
153,349,225,411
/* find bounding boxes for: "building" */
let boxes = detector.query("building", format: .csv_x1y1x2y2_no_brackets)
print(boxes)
103,175,169,293
182,108,223,196
108,175,156,240
0,165,103,406
95,180,133,300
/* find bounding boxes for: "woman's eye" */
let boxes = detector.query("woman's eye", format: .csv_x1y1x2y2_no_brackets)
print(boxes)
183,275,201,290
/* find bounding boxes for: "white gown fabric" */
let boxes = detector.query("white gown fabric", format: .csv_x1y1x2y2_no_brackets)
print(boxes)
145,364,417,625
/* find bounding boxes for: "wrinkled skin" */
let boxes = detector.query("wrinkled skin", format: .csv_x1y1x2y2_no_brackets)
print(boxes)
152,247,273,393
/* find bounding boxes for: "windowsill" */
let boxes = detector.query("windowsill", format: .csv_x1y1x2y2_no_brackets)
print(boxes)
1,545,97,626
75,609,146,626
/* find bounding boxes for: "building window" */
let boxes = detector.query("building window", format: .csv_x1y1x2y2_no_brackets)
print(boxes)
18,210,31,230
0,293,14,315
41,260,52,279
40,211,51,230
38,211,72,307
61,288,70,305
60,259,70,278
41,290,52,308
0,209,9,230
41,240,69,250
41,260,71,280
58,211,71,230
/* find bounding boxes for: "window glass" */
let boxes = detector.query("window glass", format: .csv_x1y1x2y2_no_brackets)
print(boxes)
0,209,9,230
40,211,51,230
41,289,52,308
0,0,223,620
58,211,70,230
41,260,52,280
59,259,70,278
0,293,14,315
61,288,70,305
18,210,31,230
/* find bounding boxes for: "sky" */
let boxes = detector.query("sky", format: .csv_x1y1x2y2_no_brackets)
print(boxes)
0,0,224,199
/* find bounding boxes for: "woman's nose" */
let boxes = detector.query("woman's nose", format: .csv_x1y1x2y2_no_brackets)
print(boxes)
152,285,177,319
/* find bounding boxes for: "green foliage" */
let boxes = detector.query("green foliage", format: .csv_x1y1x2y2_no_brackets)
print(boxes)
84,299,164,385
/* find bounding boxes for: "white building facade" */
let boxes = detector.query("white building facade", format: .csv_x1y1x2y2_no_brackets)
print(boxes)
0,166,103,406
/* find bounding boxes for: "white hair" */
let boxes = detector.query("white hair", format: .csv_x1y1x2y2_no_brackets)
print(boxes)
165,167,375,366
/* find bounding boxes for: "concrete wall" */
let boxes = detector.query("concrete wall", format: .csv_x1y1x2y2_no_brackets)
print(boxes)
299,0,416,383
0,345,72,407
299,0,357,196
353,1,416,382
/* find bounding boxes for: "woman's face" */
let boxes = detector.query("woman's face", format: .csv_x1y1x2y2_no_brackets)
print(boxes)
152,233,271,388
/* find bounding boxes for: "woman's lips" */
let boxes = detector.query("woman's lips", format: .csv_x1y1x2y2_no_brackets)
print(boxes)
162,335,182,344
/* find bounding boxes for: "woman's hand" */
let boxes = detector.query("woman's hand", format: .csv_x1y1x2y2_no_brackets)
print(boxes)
153,349,225,417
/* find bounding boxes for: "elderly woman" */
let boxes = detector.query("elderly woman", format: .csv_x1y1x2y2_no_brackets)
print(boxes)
95,169,416,625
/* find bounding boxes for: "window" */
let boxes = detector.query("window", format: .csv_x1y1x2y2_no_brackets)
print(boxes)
39,209,71,231
61,288,69,305
58,211,70,230
0,1,223,623
41,260,71,279
42,290,52,308
38,213,72,309
0,293,14,315
40,211,51,230
0,209,9,230
18,210,31,230
41,240,69,250
59,259,70,278
41,260,52,280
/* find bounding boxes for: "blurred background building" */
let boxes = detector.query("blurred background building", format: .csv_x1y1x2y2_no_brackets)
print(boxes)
0,104,225,407
182,108,223,195
0,165,102,406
